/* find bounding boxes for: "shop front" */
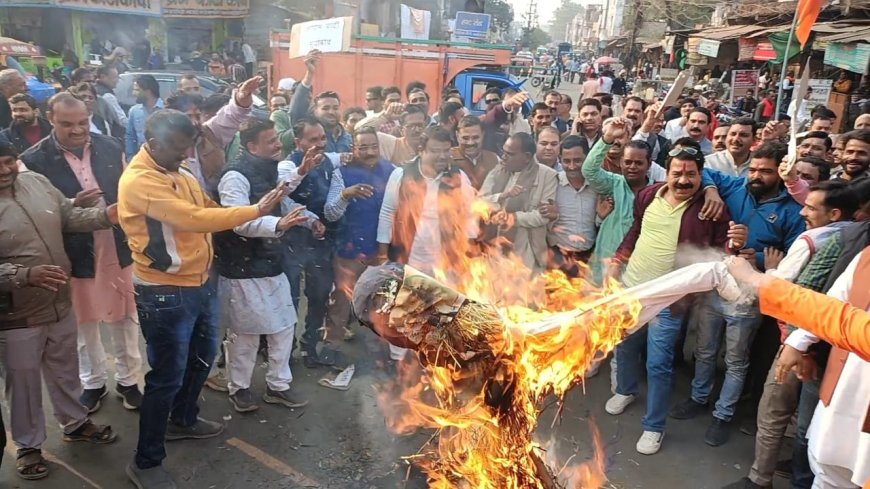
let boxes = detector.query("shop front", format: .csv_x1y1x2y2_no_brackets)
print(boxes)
162,0,249,65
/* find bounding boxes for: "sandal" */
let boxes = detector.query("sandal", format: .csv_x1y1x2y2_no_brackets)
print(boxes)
16,448,49,480
62,420,117,444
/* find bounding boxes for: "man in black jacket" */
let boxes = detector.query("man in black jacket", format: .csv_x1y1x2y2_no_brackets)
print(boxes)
0,94,51,153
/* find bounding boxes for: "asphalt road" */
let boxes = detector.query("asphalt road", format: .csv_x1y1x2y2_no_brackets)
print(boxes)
0,317,794,489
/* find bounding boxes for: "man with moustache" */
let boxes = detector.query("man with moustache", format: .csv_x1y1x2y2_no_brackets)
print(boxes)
541,135,601,277
672,142,805,447
706,118,755,177
556,94,573,135
0,94,51,153
450,115,499,190
663,99,696,141
289,51,352,153
797,131,832,160
832,129,870,181
621,96,647,134
214,119,312,413
125,74,162,159
119,110,287,489
356,104,427,166
606,141,734,456
480,132,558,274
529,103,554,140
807,108,836,134
574,98,603,154
543,90,567,133
794,156,831,185
535,127,563,171
686,107,714,155
20,94,143,413
713,125,730,153
324,127,396,344
437,101,467,146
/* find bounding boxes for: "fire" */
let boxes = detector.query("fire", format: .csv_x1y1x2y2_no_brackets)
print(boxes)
372,174,641,488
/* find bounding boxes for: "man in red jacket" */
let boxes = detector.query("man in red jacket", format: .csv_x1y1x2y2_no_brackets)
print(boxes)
604,142,736,456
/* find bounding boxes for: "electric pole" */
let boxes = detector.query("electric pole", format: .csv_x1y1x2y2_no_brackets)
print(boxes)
523,0,538,44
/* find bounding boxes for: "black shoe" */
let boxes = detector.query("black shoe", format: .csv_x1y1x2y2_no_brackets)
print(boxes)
116,384,143,410
774,459,793,479
721,477,769,489
669,398,708,420
80,386,108,414
705,418,731,447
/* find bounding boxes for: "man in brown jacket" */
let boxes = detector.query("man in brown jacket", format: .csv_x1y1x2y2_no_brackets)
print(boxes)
450,115,499,190
0,143,118,480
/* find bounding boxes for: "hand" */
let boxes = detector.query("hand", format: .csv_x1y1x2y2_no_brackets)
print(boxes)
256,182,288,216
297,146,324,176
106,203,118,225
505,92,529,111
276,206,307,232
726,221,749,250
74,188,103,208
491,209,515,227
778,158,798,185
596,196,614,219
776,345,807,383
342,183,375,200
538,199,558,221
339,153,353,165
500,185,524,201
27,265,68,292
763,247,784,271
602,259,623,284
701,187,725,221
384,102,405,121
640,103,660,133
311,220,326,239
601,117,629,144
304,49,321,75
737,247,757,266
678,116,687,127
724,255,764,289
235,76,263,108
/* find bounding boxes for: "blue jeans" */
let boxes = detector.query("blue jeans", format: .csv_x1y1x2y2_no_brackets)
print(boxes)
792,377,820,489
134,280,220,469
616,307,684,433
690,292,761,422
283,231,334,356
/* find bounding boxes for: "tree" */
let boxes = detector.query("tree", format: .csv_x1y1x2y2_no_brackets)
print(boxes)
548,0,583,43
485,0,514,39
523,27,552,50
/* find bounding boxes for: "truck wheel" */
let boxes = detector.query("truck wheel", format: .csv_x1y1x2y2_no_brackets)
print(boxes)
530,77,542,88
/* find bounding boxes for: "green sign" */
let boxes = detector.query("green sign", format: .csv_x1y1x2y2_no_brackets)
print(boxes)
824,42,870,74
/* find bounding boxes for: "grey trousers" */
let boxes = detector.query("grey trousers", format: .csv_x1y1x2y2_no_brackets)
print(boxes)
749,348,801,486
0,312,89,450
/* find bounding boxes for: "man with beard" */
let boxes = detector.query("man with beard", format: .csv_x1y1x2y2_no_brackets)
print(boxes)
0,94,51,153
450,115,499,190
288,51,352,153
672,142,805,447
686,107,714,155
736,89,758,117
164,77,257,197
713,125,730,153
214,119,311,413
278,118,335,368
606,142,733,456
706,118,755,177
833,129,870,181
797,131,832,160
324,127,396,344
574,98,603,154
376,126,477,357
120,110,286,489
356,104,426,165
479,132,558,275
0,69,27,128
621,96,647,134
529,103,553,140
663,99,696,142
95,65,127,127
20,93,143,413
437,101,466,146
541,135,599,277
125,74,162,159
535,126,562,170
1,140,120,482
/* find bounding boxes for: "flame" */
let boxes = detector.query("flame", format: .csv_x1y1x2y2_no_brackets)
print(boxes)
374,169,641,488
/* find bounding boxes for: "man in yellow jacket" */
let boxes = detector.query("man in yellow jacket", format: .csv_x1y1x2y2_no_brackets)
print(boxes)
118,109,286,489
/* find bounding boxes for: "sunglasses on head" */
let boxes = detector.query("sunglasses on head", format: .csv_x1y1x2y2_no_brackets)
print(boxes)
668,146,700,157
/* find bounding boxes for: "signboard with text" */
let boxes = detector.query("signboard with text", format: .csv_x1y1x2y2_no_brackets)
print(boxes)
53,0,161,15
163,0,249,17
289,17,353,58
730,69,759,102
793,78,833,111
824,42,870,74
453,11,491,39
697,38,721,58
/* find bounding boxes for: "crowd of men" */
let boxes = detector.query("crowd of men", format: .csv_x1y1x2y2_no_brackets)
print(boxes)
1,48,870,489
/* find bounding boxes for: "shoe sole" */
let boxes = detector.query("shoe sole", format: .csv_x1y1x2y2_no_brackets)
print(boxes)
126,464,178,489
204,380,229,393
115,391,140,411
84,389,109,414
229,397,260,413
63,431,117,444
263,394,309,409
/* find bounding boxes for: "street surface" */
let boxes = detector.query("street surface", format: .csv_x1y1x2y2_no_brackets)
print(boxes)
1,317,791,489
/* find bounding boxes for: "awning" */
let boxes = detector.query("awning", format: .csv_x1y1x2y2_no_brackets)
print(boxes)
697,24,768,41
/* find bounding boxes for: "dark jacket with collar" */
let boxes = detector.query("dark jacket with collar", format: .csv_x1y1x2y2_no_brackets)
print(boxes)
0,117,52,154
19,134,131,278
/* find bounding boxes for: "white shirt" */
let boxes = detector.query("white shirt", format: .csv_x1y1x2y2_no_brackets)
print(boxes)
548,173,598,252
705,150,751,177
376,167,477,274
599,76,613,94
663,117,689,142
242,43,256,64
788,98,810,128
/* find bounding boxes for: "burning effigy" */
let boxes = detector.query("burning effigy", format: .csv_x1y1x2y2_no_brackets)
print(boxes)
352,257,742,488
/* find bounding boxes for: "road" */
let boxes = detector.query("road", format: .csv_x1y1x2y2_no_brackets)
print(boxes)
0,317,792,489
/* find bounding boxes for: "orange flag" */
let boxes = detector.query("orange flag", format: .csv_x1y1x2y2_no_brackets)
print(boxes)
795,0,825,48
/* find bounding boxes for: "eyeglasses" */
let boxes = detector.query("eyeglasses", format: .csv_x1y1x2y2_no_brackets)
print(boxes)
668,147,699,157
485,98,500,104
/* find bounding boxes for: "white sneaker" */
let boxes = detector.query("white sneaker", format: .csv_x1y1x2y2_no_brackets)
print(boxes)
636,431,664,455
605,393,636,415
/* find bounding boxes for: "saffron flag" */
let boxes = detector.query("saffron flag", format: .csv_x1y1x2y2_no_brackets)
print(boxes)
795,0,825,48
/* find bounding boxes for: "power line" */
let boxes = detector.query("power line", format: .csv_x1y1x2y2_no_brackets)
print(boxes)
524,0,539,32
